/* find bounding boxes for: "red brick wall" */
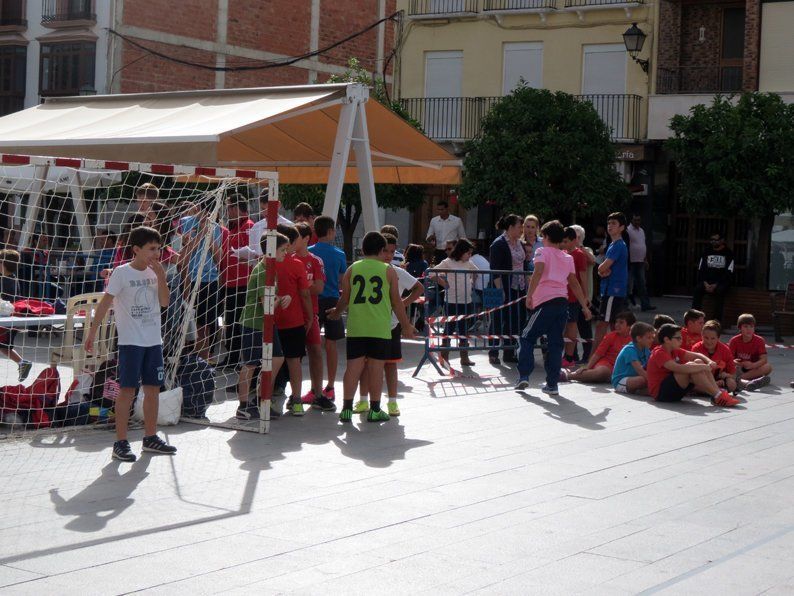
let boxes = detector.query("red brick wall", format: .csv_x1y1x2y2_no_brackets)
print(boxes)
117,0,396,93
742,0,760,92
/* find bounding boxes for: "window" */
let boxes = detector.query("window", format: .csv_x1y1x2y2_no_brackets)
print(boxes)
0,45,26,116
39,41,95,97
770,212,794,291
503,42,543,94
423,51,464,139
0,1,26,26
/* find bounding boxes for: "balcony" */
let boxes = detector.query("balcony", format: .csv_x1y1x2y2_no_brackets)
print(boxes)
483,0,557,13
657,66,743,95
565,0,644,5
399,94,642,142
41,0,95,27
407,0,478,18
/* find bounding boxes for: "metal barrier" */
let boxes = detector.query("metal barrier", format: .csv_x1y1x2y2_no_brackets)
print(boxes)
412,268,530,377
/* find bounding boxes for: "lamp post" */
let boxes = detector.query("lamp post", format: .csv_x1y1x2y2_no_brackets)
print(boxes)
623,22,649,73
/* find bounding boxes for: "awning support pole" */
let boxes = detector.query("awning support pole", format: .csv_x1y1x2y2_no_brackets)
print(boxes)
18,164,49,251
322,100,356,224
70,171,94,254
352,100,379,233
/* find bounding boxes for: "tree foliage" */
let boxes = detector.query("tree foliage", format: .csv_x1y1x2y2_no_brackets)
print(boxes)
666,92,794,216
460,86,629,219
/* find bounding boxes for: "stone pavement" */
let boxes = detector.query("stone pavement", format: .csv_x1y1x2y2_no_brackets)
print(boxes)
1,303,793,594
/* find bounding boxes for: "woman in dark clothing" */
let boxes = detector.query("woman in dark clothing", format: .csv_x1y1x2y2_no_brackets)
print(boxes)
488,214,526,365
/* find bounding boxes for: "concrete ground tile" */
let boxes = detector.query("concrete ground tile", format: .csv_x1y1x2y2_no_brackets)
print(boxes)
0,565,44,589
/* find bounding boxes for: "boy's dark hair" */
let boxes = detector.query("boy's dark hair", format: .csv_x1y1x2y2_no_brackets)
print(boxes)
657,323,681,344
563,226,577,241
630,321,655,341
540,220,565,244
276,223,299,243
607,212,627,228
653,314,676,329
615,310,637,326
293,202,315,220
260,232,290,255
128,226,162,249
383,233,398,247
313,215,335,238
404,244,425,263
258,189,270,204
702,319,722,336
0,249,20,276
737,313,756,327
380,224,399,239
227,193,249,213
295,222,312,239
450,238,474,261
361,231,386,257
683,309,705,324
437,200,448,209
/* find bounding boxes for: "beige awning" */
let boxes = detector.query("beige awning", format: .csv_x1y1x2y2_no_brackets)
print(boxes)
0,84,461,184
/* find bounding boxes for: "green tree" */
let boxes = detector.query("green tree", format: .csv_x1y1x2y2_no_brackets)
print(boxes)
280,58,425,255
460,86,629,219
667,92,794,288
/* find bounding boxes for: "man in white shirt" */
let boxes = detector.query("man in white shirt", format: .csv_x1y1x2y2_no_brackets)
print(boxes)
232,192,293,263
426,201,466,265
626,214,655,312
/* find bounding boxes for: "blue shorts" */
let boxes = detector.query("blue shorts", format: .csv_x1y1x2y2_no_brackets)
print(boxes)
118,345,164,389
241,325,283,365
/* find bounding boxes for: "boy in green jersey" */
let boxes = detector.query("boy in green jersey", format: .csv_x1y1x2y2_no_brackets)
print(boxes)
327,232,416,422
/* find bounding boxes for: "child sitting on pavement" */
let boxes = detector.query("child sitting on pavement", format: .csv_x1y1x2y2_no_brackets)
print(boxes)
563,311,635,384
728,313,773,391
680,309,705,350
646,323,739,407
692,319,739,394
611,321,655,395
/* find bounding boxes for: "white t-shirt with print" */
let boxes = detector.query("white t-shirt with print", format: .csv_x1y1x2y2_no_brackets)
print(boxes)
106,263,162,347
391,265,418,329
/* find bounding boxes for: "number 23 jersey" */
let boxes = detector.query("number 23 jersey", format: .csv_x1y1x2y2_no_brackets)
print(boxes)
346,258,392,340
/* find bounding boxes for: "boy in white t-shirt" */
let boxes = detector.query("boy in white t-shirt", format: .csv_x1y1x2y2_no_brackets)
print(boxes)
85,226,176,463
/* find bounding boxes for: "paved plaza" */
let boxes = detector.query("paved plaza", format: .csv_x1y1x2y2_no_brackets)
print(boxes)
1,302,793,595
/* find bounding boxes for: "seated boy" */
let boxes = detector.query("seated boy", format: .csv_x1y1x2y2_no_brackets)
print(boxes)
728,313,772,390
563,311,635,383
681,309,705,350
652,314,676,347
611,321,655,394
646,324,739,407
691,319,739,394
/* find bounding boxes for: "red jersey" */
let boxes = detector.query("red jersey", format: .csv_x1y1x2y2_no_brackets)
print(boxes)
594,331,631,367
567,248,587,303
680,328,701,351
222,219,253,288
646,346,687,399
728,333,767,363
295,252,326,314
692,340,736,376
274,255,310,329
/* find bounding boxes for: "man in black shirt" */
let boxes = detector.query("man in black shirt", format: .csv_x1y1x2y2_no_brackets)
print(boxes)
692,232,734,322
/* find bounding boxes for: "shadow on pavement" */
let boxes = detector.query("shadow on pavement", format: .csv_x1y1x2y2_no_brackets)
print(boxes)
518,390,611,430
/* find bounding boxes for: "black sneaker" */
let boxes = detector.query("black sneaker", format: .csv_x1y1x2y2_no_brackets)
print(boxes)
311,395,337,412
142,434,177,455
269,407,281,419
112,440,136,462
235,404,261,420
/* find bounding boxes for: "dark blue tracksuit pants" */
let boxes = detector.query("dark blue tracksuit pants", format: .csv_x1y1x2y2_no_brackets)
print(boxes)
517,297,568,386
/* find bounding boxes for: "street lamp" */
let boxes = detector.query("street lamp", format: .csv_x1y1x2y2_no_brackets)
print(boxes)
623,22,649,73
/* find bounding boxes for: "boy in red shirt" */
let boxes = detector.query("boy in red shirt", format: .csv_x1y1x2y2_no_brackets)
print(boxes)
275,224,313,416
564,311,634,383
562,227,589,368
293,222,334,411
647,324,738,406
692,319,739,394
680,309,705,350
728,313,772,390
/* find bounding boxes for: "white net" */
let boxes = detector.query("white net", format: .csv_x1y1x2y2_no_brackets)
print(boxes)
0,156,278,436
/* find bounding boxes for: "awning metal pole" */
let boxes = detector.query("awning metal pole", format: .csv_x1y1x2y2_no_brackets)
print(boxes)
352,101,379,232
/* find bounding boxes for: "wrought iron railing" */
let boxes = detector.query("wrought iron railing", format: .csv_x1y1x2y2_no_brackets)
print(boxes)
483,0,557,10
657,66,743,94
565,0,645,6
41,0,95,23
400,94,642,141
408,0,478,16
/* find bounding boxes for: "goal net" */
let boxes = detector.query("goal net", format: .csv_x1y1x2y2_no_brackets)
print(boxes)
0,154,279,437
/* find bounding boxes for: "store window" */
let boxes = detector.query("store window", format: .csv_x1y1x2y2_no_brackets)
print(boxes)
770,212,794,290
39,41,95,97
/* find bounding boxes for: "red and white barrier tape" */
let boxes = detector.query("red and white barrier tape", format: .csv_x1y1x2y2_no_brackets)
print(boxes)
427,295,524,324
766,344,794,350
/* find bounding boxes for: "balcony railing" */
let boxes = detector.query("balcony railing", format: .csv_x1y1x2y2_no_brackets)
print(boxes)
41,0,95,23
565,0,644,6
0,16,27,26
657,66,743,95
483,0,557,11
400,94,642,142
408,0,478,16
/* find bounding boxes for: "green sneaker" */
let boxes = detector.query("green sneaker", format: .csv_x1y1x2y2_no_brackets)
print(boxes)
366,409,390,423
353,400,370,413
387,401,400,417
290,402,304,416
339,408,353,423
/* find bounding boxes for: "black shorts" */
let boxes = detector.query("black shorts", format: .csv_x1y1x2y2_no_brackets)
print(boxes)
277,326,306,359
241,326,283,364
318,296,345,341
655,374,693,403
347,337,391,361
386,325,402,362
196,281,223,327
567,302,581,323
598,295,627,324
